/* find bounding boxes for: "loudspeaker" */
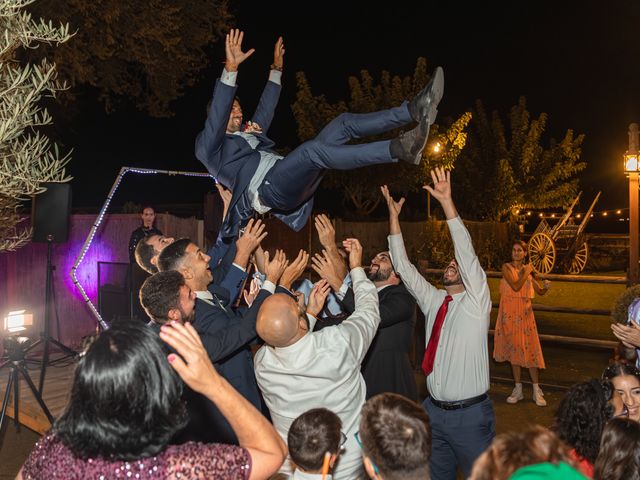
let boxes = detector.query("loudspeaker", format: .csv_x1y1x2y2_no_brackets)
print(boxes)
32,182,72,243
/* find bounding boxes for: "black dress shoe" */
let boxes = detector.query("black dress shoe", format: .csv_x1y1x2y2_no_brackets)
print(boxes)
389,118,430,165
409,66,444,123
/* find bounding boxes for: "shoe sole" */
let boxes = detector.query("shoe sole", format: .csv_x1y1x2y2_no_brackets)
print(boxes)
409,121,430,165
506,396,523,404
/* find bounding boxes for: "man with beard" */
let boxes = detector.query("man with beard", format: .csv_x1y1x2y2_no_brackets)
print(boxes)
312,246,417,401
381,168,495,480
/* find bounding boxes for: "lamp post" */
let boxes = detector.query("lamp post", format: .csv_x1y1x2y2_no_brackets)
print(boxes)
624,123,640,286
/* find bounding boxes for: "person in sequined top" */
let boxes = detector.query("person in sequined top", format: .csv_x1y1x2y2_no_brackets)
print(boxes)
19,320,287,479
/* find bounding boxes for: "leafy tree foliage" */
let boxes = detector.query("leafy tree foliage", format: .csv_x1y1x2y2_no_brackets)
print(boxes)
453,97,586,220
29,0,233,117
0,0,72,251
292,58,470,216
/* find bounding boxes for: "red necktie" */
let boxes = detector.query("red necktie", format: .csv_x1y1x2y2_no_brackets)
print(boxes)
422,295,453,376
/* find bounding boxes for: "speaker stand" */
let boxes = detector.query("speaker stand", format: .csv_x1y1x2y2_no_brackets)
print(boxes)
24,236,77,395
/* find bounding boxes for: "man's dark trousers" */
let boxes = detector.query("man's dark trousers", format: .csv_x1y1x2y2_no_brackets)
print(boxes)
259,103,412,211
422,395,496,480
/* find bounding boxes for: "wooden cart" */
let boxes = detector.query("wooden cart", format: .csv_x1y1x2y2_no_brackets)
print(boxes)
527,192,601,274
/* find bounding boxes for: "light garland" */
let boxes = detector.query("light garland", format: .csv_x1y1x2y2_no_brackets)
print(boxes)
70,167,215,330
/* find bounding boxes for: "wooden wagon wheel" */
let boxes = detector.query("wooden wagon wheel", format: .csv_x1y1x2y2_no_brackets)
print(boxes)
528,232,556,274
567,242,589,275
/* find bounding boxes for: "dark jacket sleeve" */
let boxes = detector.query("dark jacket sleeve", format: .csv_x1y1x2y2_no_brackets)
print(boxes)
251,80,281,133
195,79,237,173
341,285,415,329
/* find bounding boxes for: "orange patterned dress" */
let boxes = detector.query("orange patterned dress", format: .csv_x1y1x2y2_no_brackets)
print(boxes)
493,264,545,368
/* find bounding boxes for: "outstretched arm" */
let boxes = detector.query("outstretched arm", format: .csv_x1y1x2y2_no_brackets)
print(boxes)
382,185,439,312
160,322,287,480
425,168,490,313
252,36,284,132
195,29,255,171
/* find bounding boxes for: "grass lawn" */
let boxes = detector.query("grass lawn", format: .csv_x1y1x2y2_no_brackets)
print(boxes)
487,277,626,341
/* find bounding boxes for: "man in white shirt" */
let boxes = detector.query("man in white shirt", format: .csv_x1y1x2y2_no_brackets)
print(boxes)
381,168,495,480
254,239,380,479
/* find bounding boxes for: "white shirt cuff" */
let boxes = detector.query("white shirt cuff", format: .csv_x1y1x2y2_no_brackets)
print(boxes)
269,70,282,85
221,68,238,86
232,262,246,272
335,281,350,300
261,280,276,294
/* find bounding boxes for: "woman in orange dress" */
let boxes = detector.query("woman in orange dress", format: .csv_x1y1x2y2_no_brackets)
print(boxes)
493,240,550,406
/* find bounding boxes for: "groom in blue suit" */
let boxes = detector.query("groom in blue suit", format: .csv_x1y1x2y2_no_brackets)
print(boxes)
195,29,444,238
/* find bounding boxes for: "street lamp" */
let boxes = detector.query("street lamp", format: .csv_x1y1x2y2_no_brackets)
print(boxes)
624,123,640,286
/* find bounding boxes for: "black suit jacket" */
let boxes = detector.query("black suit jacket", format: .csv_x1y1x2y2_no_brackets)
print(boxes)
339,283,418,401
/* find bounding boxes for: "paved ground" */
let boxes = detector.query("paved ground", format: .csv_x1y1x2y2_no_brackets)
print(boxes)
0,341,614,478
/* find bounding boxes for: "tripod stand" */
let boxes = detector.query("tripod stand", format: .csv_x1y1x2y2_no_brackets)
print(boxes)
0,337,54,432
24,236,77,395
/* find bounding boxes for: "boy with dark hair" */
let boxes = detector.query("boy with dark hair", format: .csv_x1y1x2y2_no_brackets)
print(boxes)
288,408,343,479
359,393,432,480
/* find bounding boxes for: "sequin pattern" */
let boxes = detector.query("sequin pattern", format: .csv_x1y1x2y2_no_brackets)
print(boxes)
22,433,252,479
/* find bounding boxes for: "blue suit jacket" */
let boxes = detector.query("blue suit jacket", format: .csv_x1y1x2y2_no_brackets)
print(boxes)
195,77,312,238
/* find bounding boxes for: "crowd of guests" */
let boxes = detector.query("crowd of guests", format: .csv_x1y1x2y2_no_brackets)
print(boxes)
13,27,640,479
15,168,640,480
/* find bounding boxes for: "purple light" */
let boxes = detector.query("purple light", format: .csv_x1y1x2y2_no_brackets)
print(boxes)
70,167,215,329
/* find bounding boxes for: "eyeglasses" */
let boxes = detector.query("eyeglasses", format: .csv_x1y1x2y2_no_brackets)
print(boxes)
354,432,379,475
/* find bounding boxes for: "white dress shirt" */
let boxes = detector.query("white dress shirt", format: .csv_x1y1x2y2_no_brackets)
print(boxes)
254,268,380,479
388,217,491,402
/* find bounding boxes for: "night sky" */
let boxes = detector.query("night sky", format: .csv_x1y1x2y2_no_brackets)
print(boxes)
60,1,640,217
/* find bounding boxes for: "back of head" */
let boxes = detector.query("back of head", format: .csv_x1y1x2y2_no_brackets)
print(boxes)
135,236,158,274
288,408,342,472
469,426,574,480
157,237,191,272
594,417,640,480
359,393,431,480
54,320,187,460
553,379,613,464
140,270,184,324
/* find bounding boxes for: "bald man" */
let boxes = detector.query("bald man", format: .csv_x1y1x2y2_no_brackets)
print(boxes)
254,239,381,479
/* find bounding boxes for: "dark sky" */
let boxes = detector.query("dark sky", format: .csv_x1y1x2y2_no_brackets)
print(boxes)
63,1,640,215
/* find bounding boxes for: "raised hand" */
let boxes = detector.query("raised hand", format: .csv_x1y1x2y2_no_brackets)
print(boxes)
263,249,288,284
159,321,220,396
243,277,261,307
215,183,232,219
235,219,267,267
422,167,458,220
342,238,363,270
611,322,640,349
311,250,344,291
306,279,331,318
225,29,255,72
422,167,452,204
279,249,309,290
380,185,405,218
272,36,285,70
314,214,336,248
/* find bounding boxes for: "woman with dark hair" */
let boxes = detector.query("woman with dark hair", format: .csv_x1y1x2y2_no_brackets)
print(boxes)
494,239,551,406
594,417,640,480
19,321,287,479
603,363,640,422
553,379,614,478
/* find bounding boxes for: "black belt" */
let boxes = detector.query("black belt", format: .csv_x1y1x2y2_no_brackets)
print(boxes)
429,393,488,411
